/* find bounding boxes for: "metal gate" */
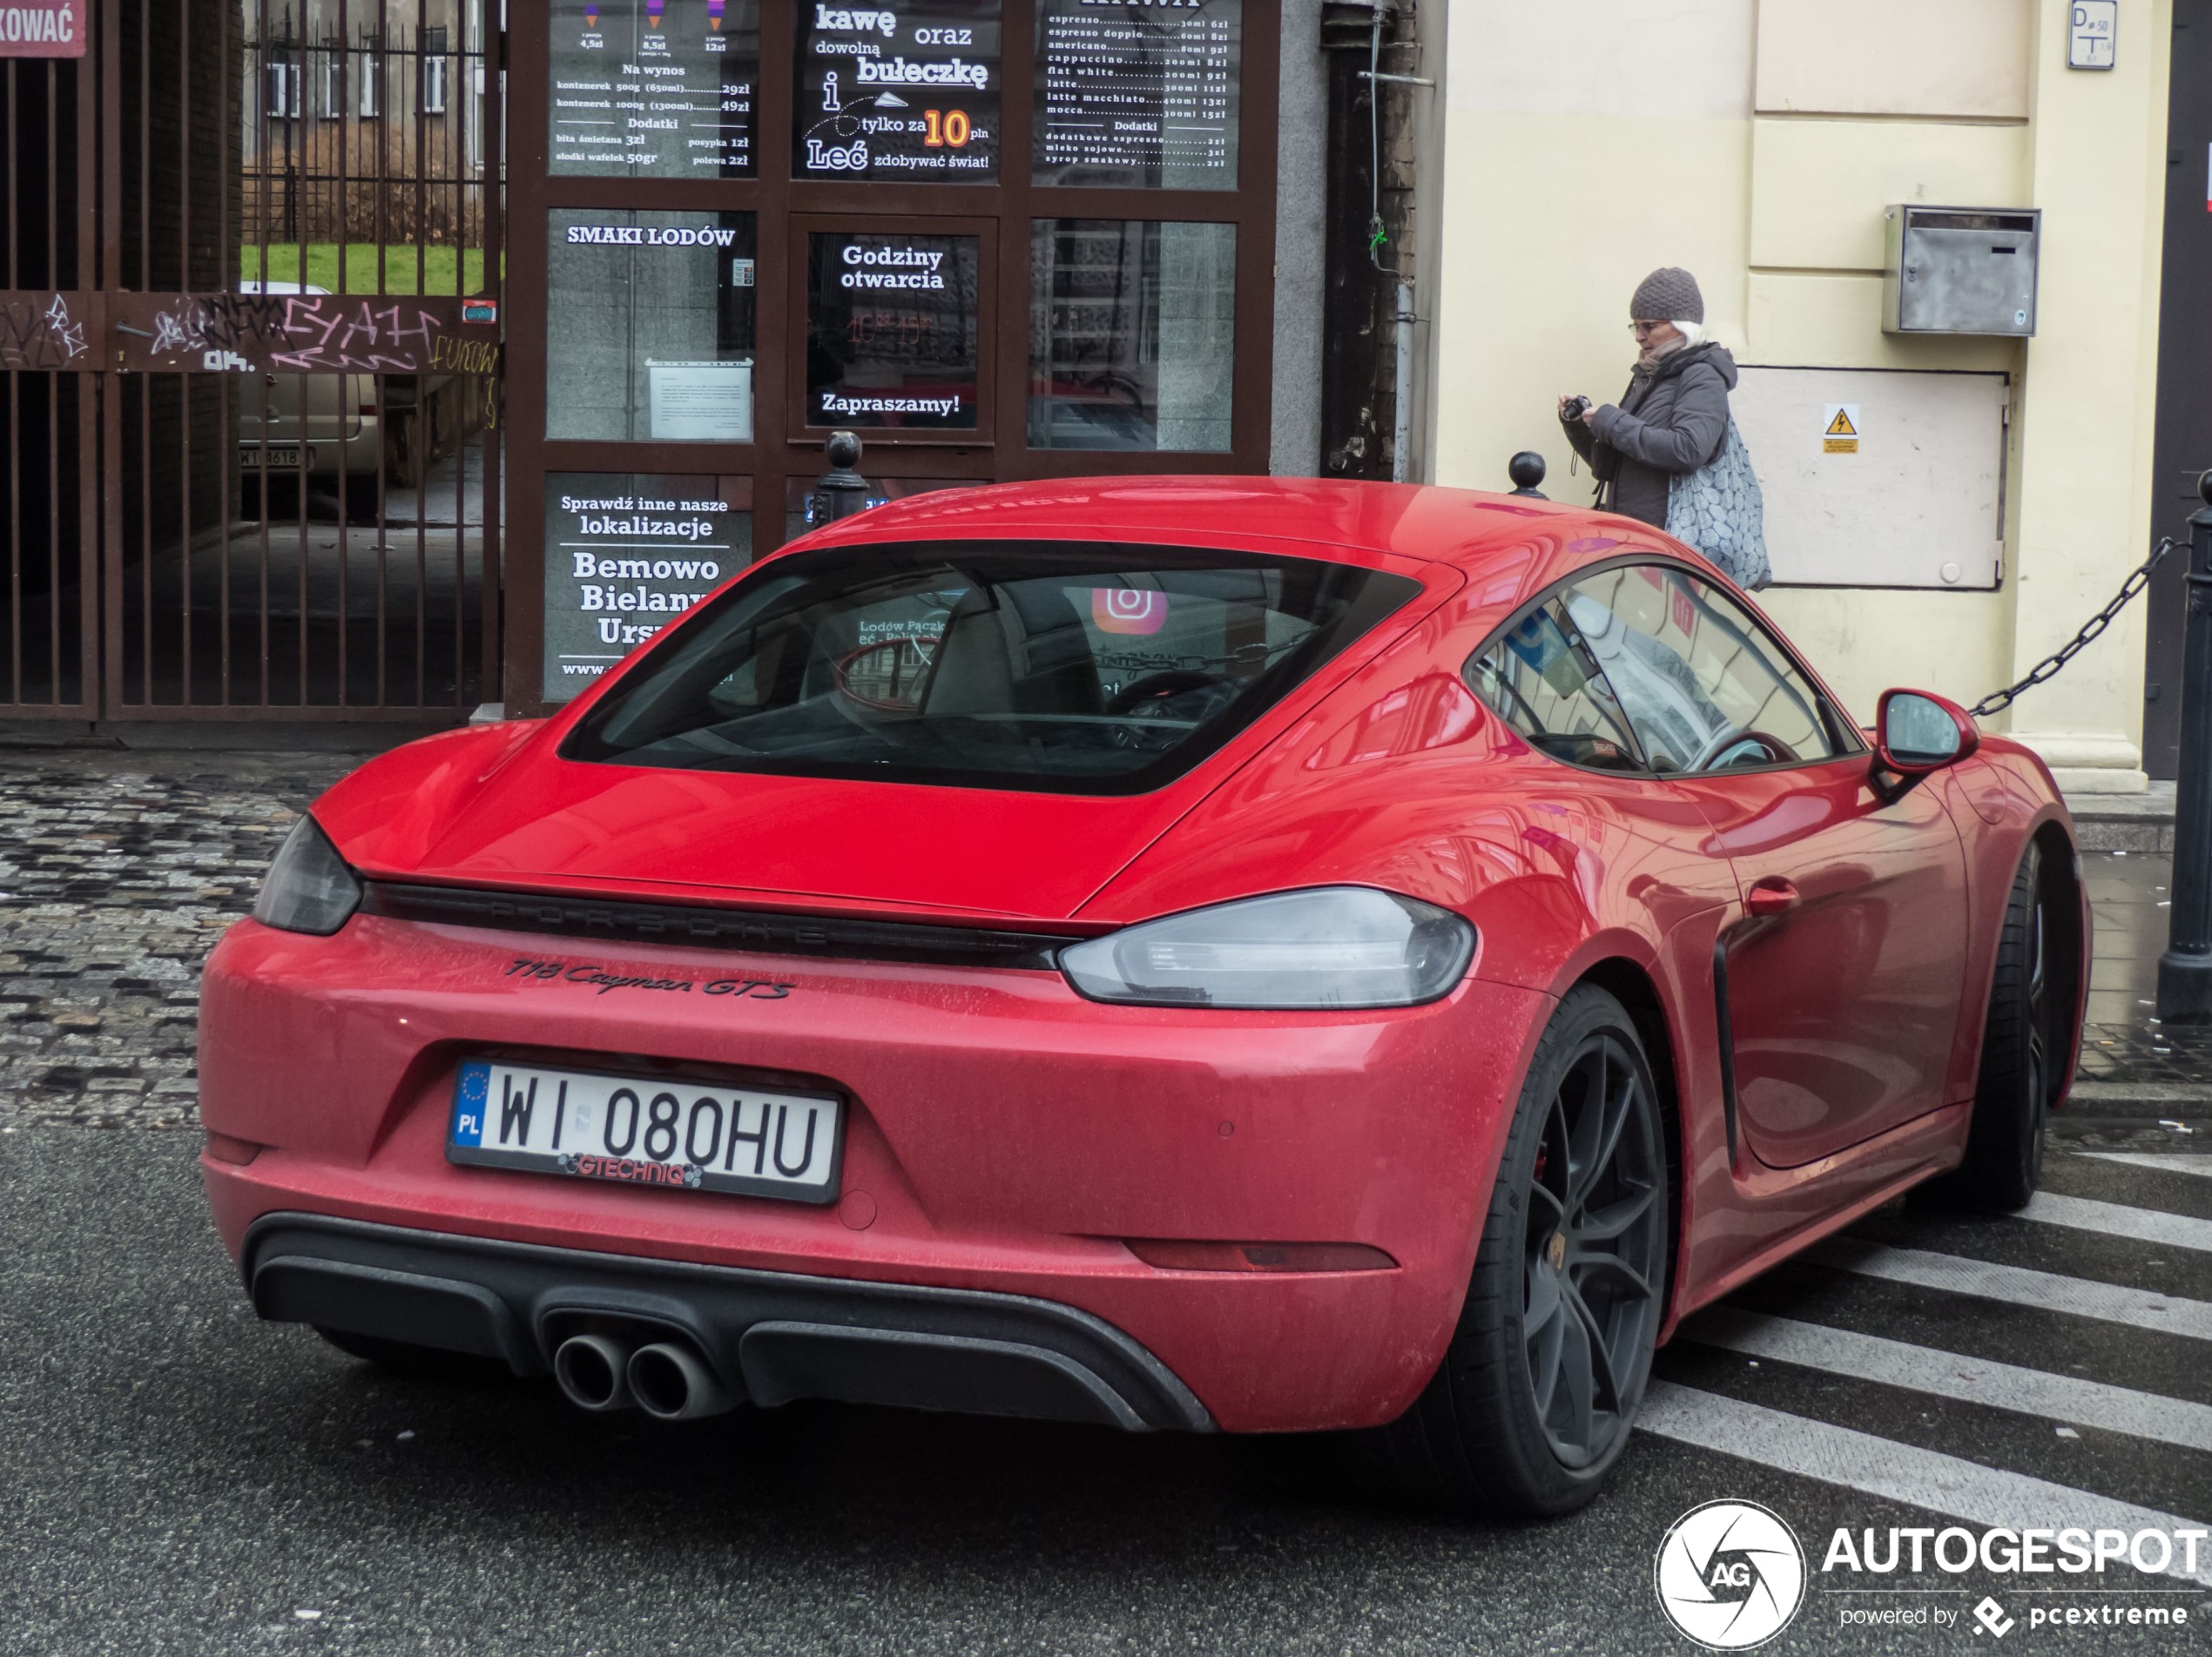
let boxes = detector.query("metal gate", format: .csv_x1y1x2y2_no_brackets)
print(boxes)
0,0,502,723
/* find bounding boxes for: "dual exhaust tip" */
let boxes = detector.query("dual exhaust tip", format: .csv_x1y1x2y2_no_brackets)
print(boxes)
552,1332,736,1421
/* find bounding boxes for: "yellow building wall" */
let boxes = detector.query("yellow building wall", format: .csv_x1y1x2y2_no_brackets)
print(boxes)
1431,0,2171,789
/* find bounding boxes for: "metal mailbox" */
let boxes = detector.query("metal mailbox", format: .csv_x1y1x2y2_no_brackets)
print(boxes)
1883,205,2040,337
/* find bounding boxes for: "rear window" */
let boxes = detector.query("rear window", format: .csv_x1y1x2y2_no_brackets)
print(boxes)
560,541,1422,795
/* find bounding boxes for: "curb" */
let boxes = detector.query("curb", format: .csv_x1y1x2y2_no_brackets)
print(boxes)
2063,1080,2212,1117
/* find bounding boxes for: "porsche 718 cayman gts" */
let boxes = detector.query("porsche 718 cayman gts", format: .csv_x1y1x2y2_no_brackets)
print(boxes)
199,478,2085,1516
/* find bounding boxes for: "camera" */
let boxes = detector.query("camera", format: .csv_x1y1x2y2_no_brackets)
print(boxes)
1562,395,1593,421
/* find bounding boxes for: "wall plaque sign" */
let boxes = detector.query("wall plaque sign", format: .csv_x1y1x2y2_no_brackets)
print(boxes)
550,0,759,177
1035,0,1238,189
793,1,1001,181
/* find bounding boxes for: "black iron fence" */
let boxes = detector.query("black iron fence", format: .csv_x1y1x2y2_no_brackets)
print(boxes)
0,0,503,722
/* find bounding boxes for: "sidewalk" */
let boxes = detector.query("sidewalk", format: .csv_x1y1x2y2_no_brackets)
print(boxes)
0,749,355,1128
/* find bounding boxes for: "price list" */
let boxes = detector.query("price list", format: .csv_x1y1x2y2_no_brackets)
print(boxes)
550,0,759,178
1034,0,1239,189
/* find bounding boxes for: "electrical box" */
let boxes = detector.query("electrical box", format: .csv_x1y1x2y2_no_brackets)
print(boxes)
1732,367,2010,590
1882,205,2040,336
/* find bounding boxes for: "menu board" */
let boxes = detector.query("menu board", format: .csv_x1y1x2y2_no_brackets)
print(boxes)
793,1,1001,182
1035,0,1239,189
550,0,760,178
806,232,981,429
543,474,750,701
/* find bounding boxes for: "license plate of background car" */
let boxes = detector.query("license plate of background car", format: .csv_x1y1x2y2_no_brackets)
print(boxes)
446,1059,842,1203
251,448,307,468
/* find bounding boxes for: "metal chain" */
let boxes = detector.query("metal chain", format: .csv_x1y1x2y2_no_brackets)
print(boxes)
1969,536,2178,719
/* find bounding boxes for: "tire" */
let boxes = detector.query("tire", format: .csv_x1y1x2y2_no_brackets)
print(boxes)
1938,841,2068,1210
314,1325,511,1383
1348,984,1671,1517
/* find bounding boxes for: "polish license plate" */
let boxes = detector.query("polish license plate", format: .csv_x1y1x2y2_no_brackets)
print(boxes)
249,446,308,469
446,1059,841,1203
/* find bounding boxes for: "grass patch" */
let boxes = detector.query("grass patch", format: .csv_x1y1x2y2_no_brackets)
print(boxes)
238,244,493,296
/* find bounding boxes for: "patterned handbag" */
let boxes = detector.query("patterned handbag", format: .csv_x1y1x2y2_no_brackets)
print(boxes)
1666,418,1772,591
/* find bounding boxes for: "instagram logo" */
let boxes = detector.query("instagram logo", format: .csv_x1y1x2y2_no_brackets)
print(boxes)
1092,589,1167,636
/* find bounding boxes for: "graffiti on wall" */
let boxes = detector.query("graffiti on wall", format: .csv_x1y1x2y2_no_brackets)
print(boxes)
0,293,89,368
111,292,502,376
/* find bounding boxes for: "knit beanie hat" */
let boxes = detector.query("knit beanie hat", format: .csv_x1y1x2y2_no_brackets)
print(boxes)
1630,266,1704,324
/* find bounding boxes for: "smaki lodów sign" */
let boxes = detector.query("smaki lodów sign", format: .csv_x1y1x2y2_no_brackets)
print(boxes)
0,0,84,56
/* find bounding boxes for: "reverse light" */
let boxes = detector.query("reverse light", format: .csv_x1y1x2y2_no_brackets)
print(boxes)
253,816,363,935
1058,886,1474,1010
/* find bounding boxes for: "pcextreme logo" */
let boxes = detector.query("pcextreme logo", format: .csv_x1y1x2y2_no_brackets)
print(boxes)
1655,1500,1808,1650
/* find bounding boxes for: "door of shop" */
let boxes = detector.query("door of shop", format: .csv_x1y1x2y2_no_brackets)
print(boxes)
0,0,503,724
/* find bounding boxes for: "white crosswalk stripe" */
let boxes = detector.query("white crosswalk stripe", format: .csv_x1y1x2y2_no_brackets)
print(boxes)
1629,1156,2212,1560
1804,1236,2212,1342
2084,1153,2212,1182
1635,1383,2212,1586
2017,1190,2212,1255
1680,1308,2212,1452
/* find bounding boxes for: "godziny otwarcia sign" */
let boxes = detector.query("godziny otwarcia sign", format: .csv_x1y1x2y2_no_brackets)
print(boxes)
0,0,83,57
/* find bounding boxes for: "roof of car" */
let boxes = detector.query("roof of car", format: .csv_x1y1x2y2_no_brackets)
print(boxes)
792,475,1665,574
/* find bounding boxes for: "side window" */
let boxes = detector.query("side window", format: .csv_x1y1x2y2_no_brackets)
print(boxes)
1561,565,1845,773
1466,598,1646,773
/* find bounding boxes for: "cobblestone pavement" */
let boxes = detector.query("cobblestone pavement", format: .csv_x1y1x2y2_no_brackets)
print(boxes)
0,749,357,1130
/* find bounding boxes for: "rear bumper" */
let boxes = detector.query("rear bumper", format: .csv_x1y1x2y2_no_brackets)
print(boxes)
246,1211,1211,1431
200,913,1551,1431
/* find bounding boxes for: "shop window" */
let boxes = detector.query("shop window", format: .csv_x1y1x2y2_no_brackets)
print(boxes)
542,473,754,703
550,0,760,178
1028,220,1233,451
804,231,982,432
546,209,760,443
793,0,1001,182
1034,0,1239,189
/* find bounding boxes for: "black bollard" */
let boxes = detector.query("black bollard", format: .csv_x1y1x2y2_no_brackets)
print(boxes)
1507,452,1548,498
807,430,874,527
2156,470,2212,1020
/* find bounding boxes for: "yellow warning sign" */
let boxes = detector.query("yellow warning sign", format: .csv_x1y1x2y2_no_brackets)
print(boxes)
1822,402,1860,455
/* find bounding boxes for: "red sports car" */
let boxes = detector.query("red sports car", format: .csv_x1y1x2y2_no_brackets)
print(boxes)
199,478,2086,1516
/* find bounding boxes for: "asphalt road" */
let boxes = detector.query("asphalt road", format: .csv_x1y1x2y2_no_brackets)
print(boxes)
3,1127,2206,1657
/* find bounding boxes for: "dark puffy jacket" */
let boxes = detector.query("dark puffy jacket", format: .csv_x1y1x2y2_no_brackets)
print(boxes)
1561,341,1737,528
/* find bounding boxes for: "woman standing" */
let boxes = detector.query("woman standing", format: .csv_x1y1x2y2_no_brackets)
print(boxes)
1560,267,1769,588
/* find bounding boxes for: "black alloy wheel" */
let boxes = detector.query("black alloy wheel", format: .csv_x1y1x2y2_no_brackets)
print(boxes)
1935,840,2073,1210
1522,1030,1668,1469
1346,984,1671,1516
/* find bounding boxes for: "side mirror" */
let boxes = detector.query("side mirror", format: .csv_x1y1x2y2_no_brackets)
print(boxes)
1875,689,1979,776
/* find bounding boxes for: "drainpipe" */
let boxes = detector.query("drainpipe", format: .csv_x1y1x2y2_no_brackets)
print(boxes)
1393,279,1415,484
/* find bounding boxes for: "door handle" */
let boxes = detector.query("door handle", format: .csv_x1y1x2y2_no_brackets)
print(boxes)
1746,878,1800,917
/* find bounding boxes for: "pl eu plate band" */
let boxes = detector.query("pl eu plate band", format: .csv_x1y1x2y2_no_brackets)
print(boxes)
241,1212,1215,1433
359,881,1083,972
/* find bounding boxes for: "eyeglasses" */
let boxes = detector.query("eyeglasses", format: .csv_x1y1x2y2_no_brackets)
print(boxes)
1629,320,1669,336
